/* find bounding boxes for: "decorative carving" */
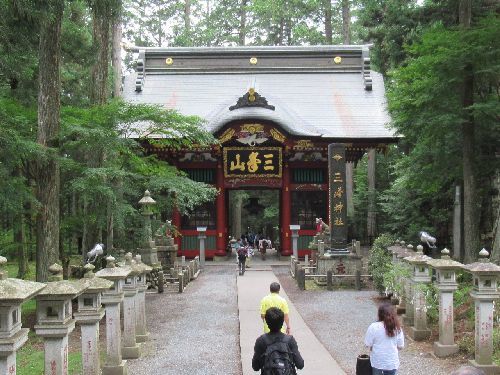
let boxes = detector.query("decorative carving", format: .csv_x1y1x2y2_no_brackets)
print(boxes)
229,88,275,111
236,133,268,146
178,152,217,162
289,152,327,162
241,124,264,133
270,128,286,143
165,57,173,65
333,56,342,64
293,140,314,150
219,128,235,144
249,57,258,65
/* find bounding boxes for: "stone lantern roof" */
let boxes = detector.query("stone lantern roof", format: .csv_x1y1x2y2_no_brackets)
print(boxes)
427,248,463,270
0,256,46,304
404,245,432,265
134,255,153,274
124,253,141,276
95,256,132,280
37,263,87,298
463,249,500,274
138,190,156,206
81,264,114,293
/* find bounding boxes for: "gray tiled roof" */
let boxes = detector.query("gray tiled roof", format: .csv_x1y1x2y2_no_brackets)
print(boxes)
123,46,395,140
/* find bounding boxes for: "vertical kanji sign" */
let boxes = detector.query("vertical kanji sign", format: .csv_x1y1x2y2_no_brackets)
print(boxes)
328,144,348,249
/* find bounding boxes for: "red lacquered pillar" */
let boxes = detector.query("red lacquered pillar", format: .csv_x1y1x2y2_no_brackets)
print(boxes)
280,163,292,256
215,163,227,256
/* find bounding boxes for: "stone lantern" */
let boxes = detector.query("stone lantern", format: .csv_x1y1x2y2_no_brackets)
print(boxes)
134,255,152,343
138,190,159,266
0,256,45,375
95,256,131,375
121,253,141,359
404,245,432,340
427,248,463,357
74,264,113,375
462,249,500,375
34,263,88,375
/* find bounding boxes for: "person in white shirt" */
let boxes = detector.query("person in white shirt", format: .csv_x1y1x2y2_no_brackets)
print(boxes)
364,303,404,375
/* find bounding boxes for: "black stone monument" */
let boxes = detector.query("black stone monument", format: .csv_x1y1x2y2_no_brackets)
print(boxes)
328,143,348,251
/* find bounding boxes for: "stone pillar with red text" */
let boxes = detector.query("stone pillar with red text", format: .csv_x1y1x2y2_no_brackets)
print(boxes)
215,163,227,257
280,163,292,256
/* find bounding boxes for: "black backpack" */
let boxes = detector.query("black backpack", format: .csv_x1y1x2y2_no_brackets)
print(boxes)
261,335,297,375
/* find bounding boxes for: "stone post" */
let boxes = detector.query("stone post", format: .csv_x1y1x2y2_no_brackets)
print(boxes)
290,225,300,259
0,256,45,375
427,249,463,357
74,264,113,375
121,253,141,359
327,270,333,291
197,226,207,268
134,255,152,343
297,268,305,290
404,245,432,340
34,264,87,375
178,271,184,293
95,256,131,375
318,241,325,257
463,249,500,375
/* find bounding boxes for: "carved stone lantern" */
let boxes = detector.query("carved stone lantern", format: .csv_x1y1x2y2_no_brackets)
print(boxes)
74,264,113,375
138,190,159,266
427,248,463,357
121,253,141,359
404,246,432,340
462,249,500,375
134,255,152,343
0,256,45,375
34,263,88,375
95,256,131,375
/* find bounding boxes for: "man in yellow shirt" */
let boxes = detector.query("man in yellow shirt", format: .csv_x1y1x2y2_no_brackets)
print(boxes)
260,282,291,334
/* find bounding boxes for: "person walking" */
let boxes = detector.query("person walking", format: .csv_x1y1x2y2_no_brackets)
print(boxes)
252,307,304,374
364,303,404,375
237,244,248,275
260,282,291,334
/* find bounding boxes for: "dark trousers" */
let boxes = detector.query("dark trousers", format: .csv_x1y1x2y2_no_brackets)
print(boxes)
238,257,246,274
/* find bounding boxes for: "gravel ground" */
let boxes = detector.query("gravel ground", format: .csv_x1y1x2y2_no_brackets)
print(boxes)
128,266,242,375
273,266,466,375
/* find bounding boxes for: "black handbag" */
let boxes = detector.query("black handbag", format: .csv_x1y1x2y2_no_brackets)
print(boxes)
356,354,372,375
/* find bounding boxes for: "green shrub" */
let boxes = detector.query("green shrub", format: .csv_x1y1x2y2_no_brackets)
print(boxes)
368,233,395,295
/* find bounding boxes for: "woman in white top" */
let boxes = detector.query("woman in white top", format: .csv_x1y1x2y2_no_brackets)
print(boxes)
364,303,404,375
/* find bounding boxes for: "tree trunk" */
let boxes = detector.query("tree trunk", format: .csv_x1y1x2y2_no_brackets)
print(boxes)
111,5,122,98
82,197,89,260
14,212,28,279
324,0,332,44
341,0,351,44
184,0,191,41
36,2,64,282
367,149,377,243
459,0,479,263
91,4,112,105
238,0,247,46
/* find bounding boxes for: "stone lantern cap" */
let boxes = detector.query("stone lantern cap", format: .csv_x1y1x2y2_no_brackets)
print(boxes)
463,249,500,274
95,256,131,280
124,253,141,276
0,256,46,304
81,264,113,293
37,263,88,299
427,248,463,270
134,255,152,274
404,251,432,265
138,190,156,206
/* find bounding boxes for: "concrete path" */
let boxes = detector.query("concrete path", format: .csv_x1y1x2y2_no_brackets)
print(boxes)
237,268,346,375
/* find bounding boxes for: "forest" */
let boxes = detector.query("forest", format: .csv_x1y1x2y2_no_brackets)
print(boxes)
0,0,498,282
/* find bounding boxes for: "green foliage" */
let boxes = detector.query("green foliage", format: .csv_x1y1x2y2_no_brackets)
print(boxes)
368,233,395,294
382,261,411,298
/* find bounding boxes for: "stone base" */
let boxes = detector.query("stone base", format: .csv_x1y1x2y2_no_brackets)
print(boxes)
409,327,431,341
136,333,150,343
213,255,228,262
433,342,458,357
468,360,500,375
122,344,141,359
102,360,128,375
402,314,413,325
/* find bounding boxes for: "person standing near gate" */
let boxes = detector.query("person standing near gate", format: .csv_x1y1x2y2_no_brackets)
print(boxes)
260,282,291,334
237,244,248,276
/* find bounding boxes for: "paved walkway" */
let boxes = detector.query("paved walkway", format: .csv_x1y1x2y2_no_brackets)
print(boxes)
237,267,346,375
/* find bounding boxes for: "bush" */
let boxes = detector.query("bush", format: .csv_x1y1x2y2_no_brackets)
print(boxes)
368,233,395,295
